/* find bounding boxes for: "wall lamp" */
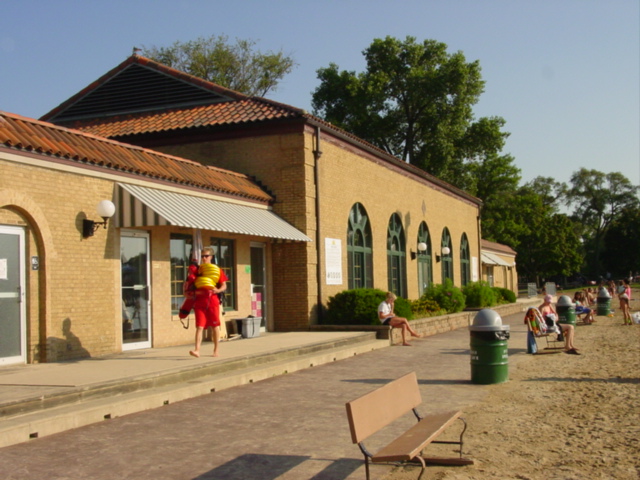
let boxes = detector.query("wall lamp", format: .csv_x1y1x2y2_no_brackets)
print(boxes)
83,200,116,238
410,242,428,260
435,246,451,263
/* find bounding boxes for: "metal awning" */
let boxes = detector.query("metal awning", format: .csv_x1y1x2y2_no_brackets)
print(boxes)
114,183,311,242
481,252,512,267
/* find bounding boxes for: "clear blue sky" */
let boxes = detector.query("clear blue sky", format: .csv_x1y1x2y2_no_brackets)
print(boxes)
1,0,638,187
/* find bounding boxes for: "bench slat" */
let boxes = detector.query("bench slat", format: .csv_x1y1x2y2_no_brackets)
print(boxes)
346,372,422,443
372,410,462,462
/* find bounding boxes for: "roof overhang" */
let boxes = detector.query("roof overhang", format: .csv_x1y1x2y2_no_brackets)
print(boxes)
481,251,512,267
115,183,311,242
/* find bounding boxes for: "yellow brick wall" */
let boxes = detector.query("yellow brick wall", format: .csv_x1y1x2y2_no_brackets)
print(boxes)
1,158,120,361
156,125,481,327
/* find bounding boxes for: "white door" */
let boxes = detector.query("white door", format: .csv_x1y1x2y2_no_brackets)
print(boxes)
121,231,151,350
0,226,26,365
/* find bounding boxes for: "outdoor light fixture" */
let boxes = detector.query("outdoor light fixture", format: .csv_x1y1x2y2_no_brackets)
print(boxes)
411,242,428,260
436,246,451,263
83,200,116,238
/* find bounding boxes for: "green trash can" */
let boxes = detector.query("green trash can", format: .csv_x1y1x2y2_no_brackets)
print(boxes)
469,309,510,385
596,287,611,316
557,295,576,326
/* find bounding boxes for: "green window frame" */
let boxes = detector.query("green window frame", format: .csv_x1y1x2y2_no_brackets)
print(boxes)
417,222,433,296
460,233,471,286
441,228,454,283
387,213,407,297
347,203,373,289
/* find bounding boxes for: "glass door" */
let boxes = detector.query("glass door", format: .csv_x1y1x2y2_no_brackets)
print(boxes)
121,231,151,350
250,243,266,331
0,226,26,365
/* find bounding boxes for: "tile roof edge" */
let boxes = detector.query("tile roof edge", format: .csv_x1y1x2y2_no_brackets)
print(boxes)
1,110,272,202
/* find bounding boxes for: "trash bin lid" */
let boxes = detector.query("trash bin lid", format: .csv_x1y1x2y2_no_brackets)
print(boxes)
557,295,574,307
469,309,510,331
597,287,611,299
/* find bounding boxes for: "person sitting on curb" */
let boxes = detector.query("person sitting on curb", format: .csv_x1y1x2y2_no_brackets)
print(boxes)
378,292,421,346
539,294,580,355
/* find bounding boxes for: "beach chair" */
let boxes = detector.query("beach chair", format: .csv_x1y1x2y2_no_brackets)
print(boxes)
524,307,563,354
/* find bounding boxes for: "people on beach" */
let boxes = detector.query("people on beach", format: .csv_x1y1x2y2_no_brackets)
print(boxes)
618,279,632,325
573,291,595,324
188,246,228,358
539,294,580,355
378,292,421,346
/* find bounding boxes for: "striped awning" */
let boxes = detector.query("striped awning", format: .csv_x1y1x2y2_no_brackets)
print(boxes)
481,252,512,267
114,183,311,242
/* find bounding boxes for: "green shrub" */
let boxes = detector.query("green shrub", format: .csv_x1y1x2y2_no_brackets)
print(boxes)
410,297,447,318
462,281,497,308
421,279,466,313
324,288,413,325
493,287,516,304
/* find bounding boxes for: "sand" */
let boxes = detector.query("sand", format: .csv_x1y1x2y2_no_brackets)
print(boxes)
386,292,640,480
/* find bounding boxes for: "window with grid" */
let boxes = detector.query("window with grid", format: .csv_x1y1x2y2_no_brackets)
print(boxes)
386,213,407,297
417,222,433,296
460,233,471,286
441,228,454,283
209,238,235,311
347,203,373,289
170,234,193,314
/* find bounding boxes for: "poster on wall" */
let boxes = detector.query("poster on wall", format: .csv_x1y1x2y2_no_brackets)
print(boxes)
471,256,478,282
325,238,342,285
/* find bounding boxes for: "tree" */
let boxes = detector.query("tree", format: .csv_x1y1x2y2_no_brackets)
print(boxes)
566,169,640,275
142,35,296,97
311,36,511,190
601,206,640,277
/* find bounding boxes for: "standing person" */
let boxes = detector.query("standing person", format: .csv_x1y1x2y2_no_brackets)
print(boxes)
539,294,580,355
618,279,632,325
378,292,421,346
189,246,227,358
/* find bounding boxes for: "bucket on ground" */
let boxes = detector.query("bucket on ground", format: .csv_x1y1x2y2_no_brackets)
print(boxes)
596,287,611,316
556,295,577,326
235,317,262,338
469,309,510,385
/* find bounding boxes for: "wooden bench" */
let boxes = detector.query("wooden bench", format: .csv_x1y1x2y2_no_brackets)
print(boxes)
345,372,473,480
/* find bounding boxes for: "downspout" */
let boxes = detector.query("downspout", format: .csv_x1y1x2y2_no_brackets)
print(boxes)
313,126,324,325
476,212,482,283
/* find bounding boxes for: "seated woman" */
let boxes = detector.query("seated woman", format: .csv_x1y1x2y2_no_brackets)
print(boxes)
378,292,421,346
539,294,580,355
573,291,595,324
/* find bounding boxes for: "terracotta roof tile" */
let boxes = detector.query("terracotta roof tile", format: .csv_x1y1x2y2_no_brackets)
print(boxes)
0,111,273,203
63,98,304,138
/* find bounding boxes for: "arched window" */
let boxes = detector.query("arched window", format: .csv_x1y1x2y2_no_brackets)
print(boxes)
387,213,407,297
460,233,471,286
347,203,373,289
416,222,433,296
440,228,454,283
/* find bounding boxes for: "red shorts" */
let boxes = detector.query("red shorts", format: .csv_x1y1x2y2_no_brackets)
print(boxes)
193,290,221,328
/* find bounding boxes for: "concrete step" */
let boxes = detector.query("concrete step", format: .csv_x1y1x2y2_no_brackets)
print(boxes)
0,333,388,448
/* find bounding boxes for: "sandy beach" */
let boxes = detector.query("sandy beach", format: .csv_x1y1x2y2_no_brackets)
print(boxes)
387,291,640,480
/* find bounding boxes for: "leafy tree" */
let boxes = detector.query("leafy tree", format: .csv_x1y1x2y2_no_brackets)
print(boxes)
566,169,639,275
142,35,296,96
311,36,511,190
601,206,640,277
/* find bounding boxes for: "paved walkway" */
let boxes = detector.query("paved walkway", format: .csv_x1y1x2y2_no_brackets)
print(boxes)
0,310,533,480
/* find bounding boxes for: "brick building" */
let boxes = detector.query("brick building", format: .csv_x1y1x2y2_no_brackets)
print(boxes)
1,55,489,364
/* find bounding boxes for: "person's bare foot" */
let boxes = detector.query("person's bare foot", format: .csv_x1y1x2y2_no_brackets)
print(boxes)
411,332,421,338
402,342,412,346
212,351,220,357
189,350,200,358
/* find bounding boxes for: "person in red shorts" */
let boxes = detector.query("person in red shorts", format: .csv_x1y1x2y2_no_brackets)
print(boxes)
189,246,228,358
